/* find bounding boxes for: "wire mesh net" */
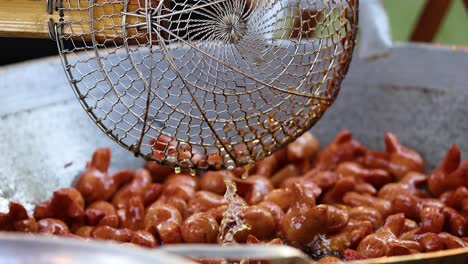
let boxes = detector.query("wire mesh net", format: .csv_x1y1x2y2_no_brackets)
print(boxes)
54,0,358,170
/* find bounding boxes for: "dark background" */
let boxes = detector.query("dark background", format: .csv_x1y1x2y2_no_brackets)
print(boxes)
0,37,58,66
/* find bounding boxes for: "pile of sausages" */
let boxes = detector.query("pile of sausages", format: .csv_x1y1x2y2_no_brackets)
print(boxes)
1,130,467,263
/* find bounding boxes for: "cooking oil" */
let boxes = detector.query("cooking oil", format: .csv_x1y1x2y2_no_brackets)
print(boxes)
218,171,250,246
241,161,254,179
189,169,196,176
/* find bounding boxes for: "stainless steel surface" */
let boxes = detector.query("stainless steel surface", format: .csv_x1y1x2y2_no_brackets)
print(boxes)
56,0,358,170
161,245,468,264
0,60,144,212
356,247,468,264
312,43,468,169
0,234,196,264
1,235,465,264
1,43,468,263
161,244,311,264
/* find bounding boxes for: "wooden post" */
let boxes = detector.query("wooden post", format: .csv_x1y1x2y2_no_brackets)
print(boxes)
0,0,145,40
410,0,453,43
0,0,60,38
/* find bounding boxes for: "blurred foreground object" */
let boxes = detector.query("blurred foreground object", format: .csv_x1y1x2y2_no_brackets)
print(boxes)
410,0,468,43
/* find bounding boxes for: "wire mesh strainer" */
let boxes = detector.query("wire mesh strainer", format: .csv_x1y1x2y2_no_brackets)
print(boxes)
4,0,359,170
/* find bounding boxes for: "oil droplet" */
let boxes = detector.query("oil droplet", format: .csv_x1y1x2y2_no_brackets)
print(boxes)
174,167,181,174
223,122,234,131
225,157,236,171
253,56,264,64
241,162,254,179
239,129,248,137
218,171,249,246
208,152,223,168
189,169,196,177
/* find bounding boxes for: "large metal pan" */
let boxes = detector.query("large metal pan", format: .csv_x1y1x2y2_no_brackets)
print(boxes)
0,233,195,264
1,43,468,263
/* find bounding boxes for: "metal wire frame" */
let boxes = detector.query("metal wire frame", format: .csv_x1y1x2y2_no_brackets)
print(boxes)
54,0,359,170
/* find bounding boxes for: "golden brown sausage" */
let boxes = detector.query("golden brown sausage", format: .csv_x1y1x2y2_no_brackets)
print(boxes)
348,206,384,229
85,201,118,228
1,202,32,231
112,169,153,209
235,205,276,242
257,201,284,229
181,212,219,243
144,202,183,244
37,218,70,235
270,164,302,188
120,197,145,230
92,226,132,242
262,188,294,212
130,230,158,248
7,130,468,258
359,133,425,180
336,161,392,188
428,145,468,196
34,188,85,225
280,184,329,243
75,167,133,203
187,191,228,214
232,175,274,205
343,192,392,217
199,171,229,195
313,130,366,170
75,225,94,238
357,214,422,258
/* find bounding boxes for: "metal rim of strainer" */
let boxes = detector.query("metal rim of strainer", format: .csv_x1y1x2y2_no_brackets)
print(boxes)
53,0,359,171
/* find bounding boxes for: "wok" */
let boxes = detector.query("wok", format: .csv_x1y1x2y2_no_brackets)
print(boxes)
0,43,467,263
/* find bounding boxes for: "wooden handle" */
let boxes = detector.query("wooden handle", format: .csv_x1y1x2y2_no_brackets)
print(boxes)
410,0,453,43
0,0,341,41
0,0,147,40
0,0,57,38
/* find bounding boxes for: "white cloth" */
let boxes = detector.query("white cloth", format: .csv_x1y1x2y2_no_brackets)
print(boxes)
252,0,393,58
358,0,393,59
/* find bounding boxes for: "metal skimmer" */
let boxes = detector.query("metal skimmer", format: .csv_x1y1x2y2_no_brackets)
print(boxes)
52,0,358,170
